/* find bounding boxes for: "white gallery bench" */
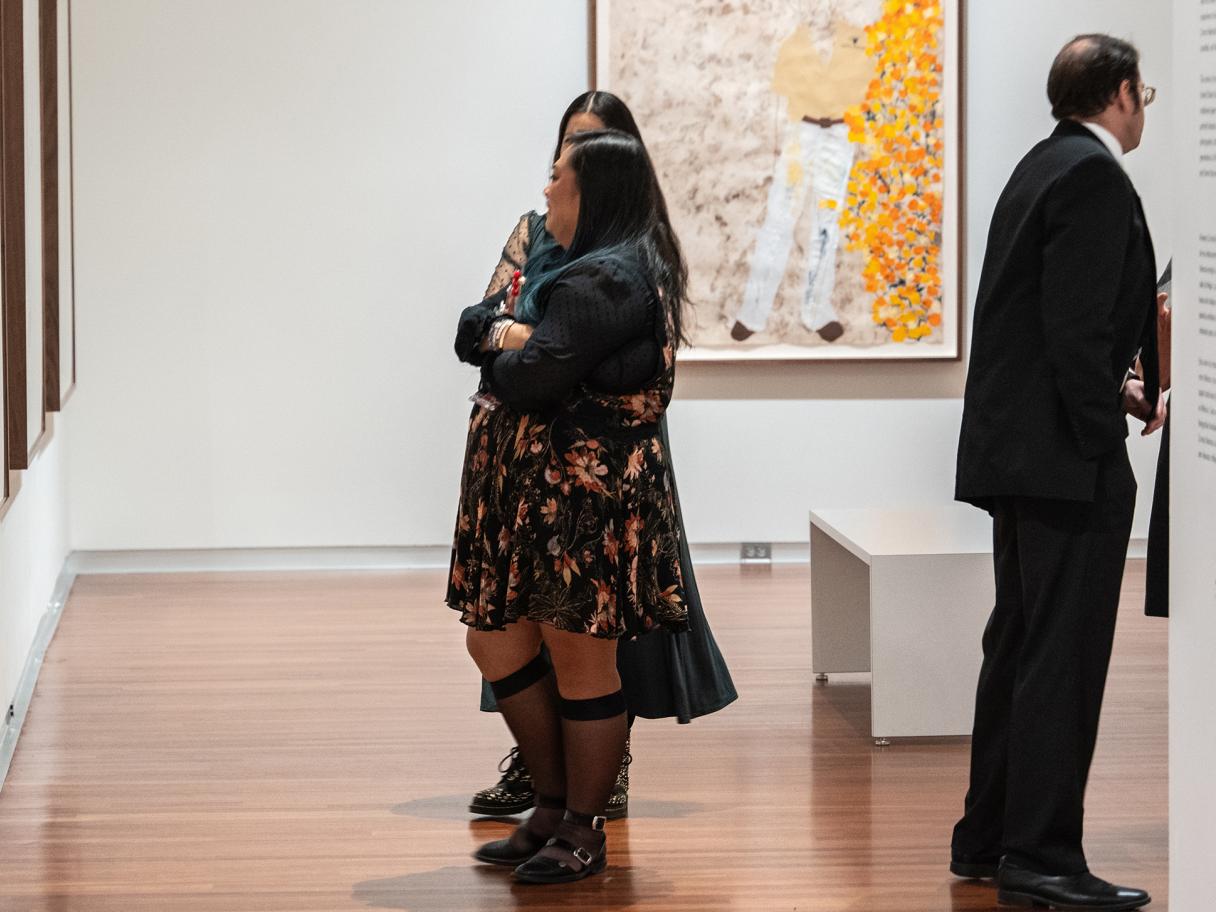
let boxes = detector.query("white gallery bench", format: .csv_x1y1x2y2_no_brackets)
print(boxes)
809,506,995,744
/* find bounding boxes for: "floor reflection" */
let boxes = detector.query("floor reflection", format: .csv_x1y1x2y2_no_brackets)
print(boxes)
391,794,503,821
353,862,671,912
946,877,1001,911
391,794,711,824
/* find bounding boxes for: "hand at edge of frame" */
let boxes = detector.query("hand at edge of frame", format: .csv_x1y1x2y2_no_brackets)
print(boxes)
1141,391,1167,437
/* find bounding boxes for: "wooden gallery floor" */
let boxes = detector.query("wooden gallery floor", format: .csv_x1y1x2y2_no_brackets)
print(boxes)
0,563,1167,912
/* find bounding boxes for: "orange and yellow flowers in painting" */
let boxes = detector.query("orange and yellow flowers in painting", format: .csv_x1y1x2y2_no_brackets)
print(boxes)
841,0,945,344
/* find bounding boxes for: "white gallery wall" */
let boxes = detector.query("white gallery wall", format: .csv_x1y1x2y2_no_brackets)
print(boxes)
64,0,1173,552
66,0,589,550
0,435,70,725
1169,0,1215,902
0,0,74,738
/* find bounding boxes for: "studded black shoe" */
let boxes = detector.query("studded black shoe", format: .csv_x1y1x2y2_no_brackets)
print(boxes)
604,739,631,820
468,747,535,817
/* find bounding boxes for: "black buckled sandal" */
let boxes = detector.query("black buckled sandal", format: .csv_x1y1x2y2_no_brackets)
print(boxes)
512,814,607,884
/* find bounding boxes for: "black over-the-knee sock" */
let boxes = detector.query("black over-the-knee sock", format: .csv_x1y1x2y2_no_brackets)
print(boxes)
488,652,566,841
529,689,627,867
559,690,629,818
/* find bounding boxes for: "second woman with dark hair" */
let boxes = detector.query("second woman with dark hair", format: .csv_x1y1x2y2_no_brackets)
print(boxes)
464,91,735,822
449,129,693,883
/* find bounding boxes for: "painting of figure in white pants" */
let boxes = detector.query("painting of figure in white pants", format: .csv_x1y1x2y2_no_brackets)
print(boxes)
730,14,874,344
595,1,960,359
732,119,855,342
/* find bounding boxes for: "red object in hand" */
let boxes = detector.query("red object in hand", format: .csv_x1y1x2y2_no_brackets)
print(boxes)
511,270,522,297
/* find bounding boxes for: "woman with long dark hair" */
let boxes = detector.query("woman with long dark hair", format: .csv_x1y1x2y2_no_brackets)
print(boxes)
448,128,695,883
459,92,735,823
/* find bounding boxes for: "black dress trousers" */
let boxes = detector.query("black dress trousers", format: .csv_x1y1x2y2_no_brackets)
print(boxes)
1144,416,1169,618
951,446,1137,876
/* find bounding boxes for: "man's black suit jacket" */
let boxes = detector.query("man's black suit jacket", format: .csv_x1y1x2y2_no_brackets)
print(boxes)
957,119,1159,507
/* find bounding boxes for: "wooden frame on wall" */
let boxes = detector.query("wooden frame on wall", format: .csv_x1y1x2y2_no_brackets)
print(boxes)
0,223,6,508
0,0,75,517
61,0,73,402
1,0,27,473
22,0,47,456
38,0,57,414
590,0,966,363
39,0,71,411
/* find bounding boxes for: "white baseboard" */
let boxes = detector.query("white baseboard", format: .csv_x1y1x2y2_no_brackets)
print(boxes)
63,537,1153,574
0,565,76,794
68,542,815,574
68,546,454,574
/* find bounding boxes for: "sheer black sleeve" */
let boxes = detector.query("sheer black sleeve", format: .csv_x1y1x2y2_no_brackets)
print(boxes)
481,259,659,411
483,213,533,300
454,213,538,365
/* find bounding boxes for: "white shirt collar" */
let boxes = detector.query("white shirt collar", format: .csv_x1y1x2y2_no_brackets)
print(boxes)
1079,120,1125,165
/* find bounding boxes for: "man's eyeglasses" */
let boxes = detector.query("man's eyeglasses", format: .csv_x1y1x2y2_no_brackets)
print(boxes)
1142,85,1157,107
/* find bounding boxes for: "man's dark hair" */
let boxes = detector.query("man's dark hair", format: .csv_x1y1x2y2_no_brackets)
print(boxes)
1047,34,1141,120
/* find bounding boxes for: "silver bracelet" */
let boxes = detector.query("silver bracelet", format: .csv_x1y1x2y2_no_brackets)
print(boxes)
489,317,512,351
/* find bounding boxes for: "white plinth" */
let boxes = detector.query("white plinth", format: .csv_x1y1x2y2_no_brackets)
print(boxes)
810,506,995,739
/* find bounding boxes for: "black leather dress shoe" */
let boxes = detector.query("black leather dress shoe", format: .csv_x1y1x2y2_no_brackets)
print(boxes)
472,825,547,866
997,862,1150,910
950,856,999,879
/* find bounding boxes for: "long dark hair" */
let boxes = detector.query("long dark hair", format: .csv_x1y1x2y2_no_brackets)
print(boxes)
561,129,689,345
514,93,654,326
552,91,644,162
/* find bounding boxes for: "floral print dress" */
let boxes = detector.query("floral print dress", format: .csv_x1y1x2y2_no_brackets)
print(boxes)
448,253,689,640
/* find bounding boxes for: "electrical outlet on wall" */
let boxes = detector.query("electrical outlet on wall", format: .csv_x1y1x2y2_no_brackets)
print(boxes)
740,542,772,563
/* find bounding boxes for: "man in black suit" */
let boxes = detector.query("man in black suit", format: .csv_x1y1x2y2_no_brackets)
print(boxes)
950,34,1163,911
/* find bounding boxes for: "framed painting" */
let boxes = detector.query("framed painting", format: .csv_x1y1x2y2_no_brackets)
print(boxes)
2,0,28,471
1,227,6,509
59,0,75,404
591,0,964,361
39,0,60,415
21,0,44,452
39,0,75,413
